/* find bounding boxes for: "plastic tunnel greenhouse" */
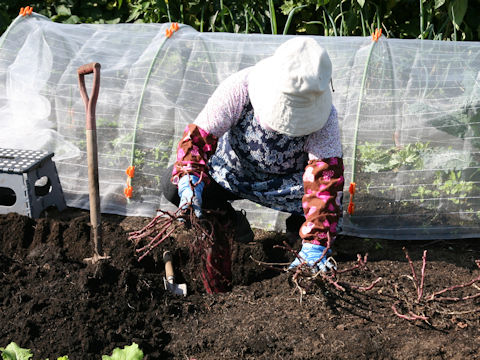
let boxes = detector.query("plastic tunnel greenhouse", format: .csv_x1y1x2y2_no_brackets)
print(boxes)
1,13,480,240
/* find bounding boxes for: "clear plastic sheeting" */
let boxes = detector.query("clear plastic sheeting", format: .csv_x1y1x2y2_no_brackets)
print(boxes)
0,14,479,239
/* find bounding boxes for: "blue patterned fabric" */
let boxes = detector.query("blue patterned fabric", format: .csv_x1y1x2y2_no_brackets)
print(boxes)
209,101,308,214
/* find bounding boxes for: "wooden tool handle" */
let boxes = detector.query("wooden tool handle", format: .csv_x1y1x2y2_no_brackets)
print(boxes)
77,62,101,130
77,62,101,75
163,251,174,281
78,62,102,260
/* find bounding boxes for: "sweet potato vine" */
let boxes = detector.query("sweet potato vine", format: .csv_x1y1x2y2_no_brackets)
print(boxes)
251,234,382,300
128,207,211,261
128,206,234,293
392,247,480,323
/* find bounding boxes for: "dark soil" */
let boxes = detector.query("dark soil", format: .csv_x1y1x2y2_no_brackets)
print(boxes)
1,208,480,359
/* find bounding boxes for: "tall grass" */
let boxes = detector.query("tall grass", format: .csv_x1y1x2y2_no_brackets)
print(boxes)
0,0,478,40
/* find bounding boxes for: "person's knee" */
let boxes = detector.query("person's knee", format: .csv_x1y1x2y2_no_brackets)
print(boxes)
161,166,179,206
286,213,305,233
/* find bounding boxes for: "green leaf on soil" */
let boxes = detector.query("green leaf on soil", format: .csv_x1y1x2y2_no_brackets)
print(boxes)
101,343,144,360
0,343,33,360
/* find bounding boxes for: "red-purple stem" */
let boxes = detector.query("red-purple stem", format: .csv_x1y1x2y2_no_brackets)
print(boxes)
320,273,345,291
417,250,427,302
403,247,419,293
349,277,382,292
136,227,176,260
392,303,428,322
336,254,368,274
427,273,480,301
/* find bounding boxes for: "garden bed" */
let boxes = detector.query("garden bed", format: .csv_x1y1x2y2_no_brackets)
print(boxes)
0,208,479,359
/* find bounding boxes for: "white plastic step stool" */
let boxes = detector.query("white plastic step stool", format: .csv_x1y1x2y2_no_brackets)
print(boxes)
0,148,66,218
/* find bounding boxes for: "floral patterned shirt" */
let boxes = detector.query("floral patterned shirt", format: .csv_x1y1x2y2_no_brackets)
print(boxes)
192,67,342,214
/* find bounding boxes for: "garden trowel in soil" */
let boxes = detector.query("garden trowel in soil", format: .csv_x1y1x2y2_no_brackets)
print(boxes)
163,251,187,296
78,62,109,264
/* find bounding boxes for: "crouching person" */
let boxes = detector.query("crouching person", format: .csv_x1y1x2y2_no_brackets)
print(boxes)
161,37,344,292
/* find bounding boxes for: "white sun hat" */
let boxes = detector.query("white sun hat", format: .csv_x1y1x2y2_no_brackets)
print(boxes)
248,37,333,137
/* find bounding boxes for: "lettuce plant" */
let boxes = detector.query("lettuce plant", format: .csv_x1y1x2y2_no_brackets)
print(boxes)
1,342,143,360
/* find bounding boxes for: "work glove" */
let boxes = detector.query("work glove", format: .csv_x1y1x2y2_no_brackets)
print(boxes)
289,242,336,273
177,174,204,218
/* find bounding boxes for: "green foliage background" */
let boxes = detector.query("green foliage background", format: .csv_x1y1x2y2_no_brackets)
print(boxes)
0,0,479,39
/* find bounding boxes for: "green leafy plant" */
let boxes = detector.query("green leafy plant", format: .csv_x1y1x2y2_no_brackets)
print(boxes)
0,342,70,359
433,170,477,205
412,170,478,205
357,141,431,173
97,117,119,128
102,343,144,360
429,105,480,149
0,342,143,360
0,342,33,360
411,184,440,203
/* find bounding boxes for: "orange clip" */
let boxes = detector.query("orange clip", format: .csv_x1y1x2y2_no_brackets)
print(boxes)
348,202,355,215
372,28,382,42
347,182,356,215
126,165,135,178
349,182,356,195
171,22,179,32
124,185,133,199
20,6,33,16
165,28,173,38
